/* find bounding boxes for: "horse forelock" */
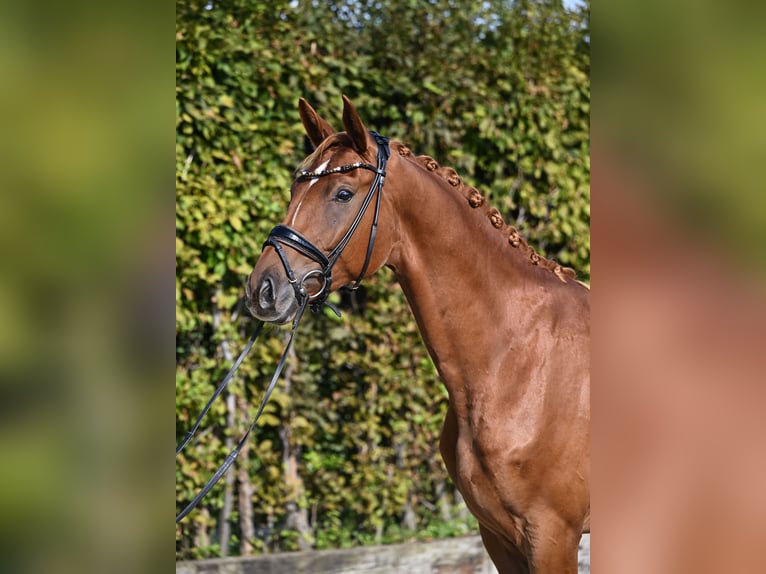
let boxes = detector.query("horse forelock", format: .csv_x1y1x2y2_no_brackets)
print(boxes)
297,139,332,174
295,133,355,174
390,141,577,283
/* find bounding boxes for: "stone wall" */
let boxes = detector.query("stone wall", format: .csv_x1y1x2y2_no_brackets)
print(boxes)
177,533,591,574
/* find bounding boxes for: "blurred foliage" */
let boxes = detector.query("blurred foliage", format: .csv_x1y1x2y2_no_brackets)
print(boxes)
176,0,589,559
596,0,765,271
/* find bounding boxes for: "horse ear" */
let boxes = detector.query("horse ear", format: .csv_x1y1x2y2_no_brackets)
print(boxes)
341,95,369,156
298,98,336,148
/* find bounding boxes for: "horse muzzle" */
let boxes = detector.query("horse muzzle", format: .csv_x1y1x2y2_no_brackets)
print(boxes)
246,269,300,324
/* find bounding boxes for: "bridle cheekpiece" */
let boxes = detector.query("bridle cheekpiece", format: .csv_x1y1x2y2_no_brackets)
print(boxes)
263,131,390,315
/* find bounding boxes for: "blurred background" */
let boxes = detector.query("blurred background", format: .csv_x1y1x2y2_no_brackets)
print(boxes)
593,1,766,572
0,1,172,573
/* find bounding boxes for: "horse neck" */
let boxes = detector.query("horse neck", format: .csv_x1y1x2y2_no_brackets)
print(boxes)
385,157,570,398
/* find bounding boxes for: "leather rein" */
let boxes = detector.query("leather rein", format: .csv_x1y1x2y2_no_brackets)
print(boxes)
176,132,390,523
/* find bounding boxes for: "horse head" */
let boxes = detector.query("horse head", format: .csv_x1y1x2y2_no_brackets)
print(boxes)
247,96,399,324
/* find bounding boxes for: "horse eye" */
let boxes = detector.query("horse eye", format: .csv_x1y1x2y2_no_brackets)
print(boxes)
334,189,354,203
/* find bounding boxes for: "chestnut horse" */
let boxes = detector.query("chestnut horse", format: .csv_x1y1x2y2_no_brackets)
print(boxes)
247,96,589,573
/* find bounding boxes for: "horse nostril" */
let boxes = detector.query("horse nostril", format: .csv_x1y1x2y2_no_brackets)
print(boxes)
258,277,276,308
245,273,253,301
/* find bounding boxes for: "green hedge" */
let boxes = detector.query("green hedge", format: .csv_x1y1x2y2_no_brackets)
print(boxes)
176,0,589,559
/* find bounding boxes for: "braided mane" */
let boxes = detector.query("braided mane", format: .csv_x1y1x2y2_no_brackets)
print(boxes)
298,136,577,283
392,141,576,283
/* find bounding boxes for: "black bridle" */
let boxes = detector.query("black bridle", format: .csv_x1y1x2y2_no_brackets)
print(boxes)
176,131,390,523
263,131,390,313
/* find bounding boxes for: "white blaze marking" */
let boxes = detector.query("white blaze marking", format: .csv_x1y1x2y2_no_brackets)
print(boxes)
306,160,329,190
291,159,329,225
